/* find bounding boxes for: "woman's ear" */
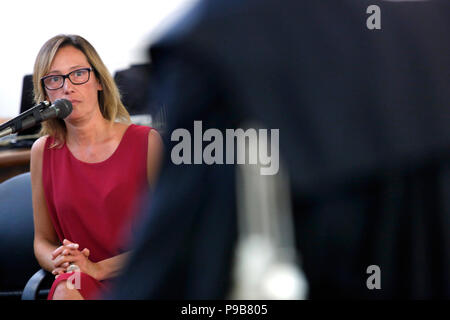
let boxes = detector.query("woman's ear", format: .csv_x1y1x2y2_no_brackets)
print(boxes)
97,77,103,91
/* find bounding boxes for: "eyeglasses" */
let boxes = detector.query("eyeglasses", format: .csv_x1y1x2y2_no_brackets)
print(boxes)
41,67,94,90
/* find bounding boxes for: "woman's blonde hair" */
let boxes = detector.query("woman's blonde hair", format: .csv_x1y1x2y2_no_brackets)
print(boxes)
33,34,130,146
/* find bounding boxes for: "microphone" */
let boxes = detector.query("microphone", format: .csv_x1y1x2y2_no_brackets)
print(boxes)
0,99,73,138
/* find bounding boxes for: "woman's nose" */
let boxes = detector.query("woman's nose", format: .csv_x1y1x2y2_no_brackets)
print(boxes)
62,78,75,93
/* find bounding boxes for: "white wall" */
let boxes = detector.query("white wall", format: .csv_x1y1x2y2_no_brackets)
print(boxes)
0,0,196,118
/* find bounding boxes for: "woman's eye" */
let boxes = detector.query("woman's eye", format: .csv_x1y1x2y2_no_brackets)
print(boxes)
50,76,61,82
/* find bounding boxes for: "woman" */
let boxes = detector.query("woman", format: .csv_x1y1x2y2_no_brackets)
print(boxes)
30,34,163,300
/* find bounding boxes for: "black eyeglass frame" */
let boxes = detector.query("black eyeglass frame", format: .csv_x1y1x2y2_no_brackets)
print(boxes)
41,67,94,90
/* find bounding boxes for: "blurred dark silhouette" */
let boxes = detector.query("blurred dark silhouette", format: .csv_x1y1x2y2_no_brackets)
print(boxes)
114,63,153,116
108,0,450,299
114,63,168,135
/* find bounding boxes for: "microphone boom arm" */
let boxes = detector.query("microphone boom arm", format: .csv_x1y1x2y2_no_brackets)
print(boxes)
0,101,50,138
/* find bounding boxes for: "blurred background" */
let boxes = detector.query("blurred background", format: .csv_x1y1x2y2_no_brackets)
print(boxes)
0,0,196,119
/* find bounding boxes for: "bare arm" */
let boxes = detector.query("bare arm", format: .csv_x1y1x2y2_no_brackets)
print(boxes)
46,238,130,281
95,252,131,281
30,136,61,272
147,129,164,187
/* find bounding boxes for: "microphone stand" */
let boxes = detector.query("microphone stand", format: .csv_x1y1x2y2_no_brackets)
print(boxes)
0,101,50,138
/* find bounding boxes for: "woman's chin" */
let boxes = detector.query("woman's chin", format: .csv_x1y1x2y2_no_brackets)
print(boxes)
64,113,82,124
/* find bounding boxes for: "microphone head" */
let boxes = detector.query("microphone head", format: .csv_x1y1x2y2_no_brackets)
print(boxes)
53,99,73,119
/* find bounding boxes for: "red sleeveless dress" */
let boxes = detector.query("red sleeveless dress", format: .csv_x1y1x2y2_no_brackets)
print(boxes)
42,124,152,299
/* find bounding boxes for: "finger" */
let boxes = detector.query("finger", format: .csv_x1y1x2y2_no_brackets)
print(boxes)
65,243,79,250
51,267,66,276
52,239,79,259
54,255,75,268
81,248,90,257
54,261,70,269
52,269,67,280
61,246,80,256
51,245,65,260
63,239,79,250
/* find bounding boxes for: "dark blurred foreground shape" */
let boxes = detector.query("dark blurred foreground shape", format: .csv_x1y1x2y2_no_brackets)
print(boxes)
108,0,450,299
0,173,52,299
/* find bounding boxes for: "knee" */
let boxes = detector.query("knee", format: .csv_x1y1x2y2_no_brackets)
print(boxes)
52,281,83,300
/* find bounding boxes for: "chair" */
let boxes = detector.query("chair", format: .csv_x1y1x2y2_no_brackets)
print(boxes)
19,74,41,137
22,269,51,300
0,172,51,300
113,63,154,116
114,64,168,136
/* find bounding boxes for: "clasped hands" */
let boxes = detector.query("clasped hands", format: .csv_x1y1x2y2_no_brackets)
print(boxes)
51,239,98,280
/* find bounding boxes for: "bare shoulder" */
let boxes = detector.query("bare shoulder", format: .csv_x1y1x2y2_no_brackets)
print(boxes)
30,135,49,180
148,129,163,151
31,135,49,157
146,129,164,185
148,128,162,142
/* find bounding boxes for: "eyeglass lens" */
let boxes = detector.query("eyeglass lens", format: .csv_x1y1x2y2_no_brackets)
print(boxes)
43,68,91,90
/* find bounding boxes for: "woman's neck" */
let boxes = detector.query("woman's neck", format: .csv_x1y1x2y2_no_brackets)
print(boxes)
65,114,113,147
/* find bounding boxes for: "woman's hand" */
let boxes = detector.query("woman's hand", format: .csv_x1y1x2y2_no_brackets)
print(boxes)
51,239,98,279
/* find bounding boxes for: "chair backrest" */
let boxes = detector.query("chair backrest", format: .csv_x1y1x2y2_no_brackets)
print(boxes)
0,172,41,299
114,63,153,116
18,74,41,137
114,64,168,136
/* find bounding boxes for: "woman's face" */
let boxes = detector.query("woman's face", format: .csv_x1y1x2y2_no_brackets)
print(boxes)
44,45,102,122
